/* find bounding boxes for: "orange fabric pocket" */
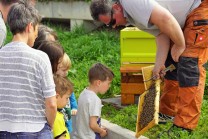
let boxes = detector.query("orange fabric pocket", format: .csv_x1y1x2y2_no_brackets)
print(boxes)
184,26,208,49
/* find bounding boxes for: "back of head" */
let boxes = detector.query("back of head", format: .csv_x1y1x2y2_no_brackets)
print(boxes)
38,40,64,73
88,63,114,84
33,24,58,49
90,0,111,21
7,0,41,35
54,75,73,97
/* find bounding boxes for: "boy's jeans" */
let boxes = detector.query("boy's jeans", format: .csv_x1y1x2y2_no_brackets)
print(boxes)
0,123,52,139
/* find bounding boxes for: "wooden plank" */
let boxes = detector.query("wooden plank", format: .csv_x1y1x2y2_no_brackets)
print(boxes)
141,65,154,90
121,94,135,105
121,83,145,94
120,65,143,73
121,74,143,83
120,64,153,73
135,80,160,138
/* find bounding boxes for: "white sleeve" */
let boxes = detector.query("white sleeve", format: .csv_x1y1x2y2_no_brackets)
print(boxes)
120,0,158,28
89,97,101,117
40,53,56,98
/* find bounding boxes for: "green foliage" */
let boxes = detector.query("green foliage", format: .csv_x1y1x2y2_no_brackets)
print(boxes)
4,25,12,44
54,25,121,98
102,104,138,131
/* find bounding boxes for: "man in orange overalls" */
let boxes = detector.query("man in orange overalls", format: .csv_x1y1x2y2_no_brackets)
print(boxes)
160,0,208,132
174,1,208,130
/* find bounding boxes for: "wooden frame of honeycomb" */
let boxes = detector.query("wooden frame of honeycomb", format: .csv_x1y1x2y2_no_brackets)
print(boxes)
135,65,160,138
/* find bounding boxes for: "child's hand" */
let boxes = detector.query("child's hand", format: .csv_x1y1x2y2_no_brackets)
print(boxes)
71,109,77,115
100,128,107,137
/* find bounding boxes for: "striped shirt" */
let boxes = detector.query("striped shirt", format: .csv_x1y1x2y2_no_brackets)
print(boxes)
0,41,55,132
0,12,6,47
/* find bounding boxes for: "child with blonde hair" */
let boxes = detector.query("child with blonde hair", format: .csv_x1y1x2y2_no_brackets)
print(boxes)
56,53,78,133
56,53,72,77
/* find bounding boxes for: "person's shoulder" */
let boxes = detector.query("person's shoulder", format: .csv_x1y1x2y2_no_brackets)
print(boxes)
80,88,95,97
80,89,100,102
78,88,91,101
32,48,48,57
31,48,50,62
78,89,86,98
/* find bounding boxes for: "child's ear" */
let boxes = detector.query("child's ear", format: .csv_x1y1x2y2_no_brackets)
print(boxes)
56,93,60,98
96,80,101,86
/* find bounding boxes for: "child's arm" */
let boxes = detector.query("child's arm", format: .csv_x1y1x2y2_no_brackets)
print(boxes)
90,116,107,137
55,134,67,139
69,92,78,115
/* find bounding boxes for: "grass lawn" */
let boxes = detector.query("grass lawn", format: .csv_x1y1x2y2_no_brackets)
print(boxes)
5,24,208,138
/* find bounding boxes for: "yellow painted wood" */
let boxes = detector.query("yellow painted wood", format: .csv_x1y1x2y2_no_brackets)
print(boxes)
120,27,156,64
141,65,155,90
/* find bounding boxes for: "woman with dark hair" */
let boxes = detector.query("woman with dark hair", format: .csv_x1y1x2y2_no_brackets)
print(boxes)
37,40,64,73
33,24,58,49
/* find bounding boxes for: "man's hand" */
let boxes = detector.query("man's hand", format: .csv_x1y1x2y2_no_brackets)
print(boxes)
152,64,166,80
171,44,185,62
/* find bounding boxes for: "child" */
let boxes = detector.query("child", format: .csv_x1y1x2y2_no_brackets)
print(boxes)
53,75,74,139
56,53,78,133
74,63,114,139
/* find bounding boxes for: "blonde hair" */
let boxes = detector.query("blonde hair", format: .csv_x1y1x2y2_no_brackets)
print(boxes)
60,53,72,70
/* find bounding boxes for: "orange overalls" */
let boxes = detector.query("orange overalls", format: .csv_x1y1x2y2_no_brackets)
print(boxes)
174,1,208,130
159,52,179,117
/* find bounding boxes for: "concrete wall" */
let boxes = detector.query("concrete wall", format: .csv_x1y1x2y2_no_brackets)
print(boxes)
35,1,92,20
102,119,148,139
71,116,148,139
35,1,102,31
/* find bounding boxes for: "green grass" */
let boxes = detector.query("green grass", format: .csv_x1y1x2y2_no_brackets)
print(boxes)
4,24,208,138
53,25,121,99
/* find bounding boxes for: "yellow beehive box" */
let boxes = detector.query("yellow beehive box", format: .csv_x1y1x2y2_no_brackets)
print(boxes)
120,27,156,64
